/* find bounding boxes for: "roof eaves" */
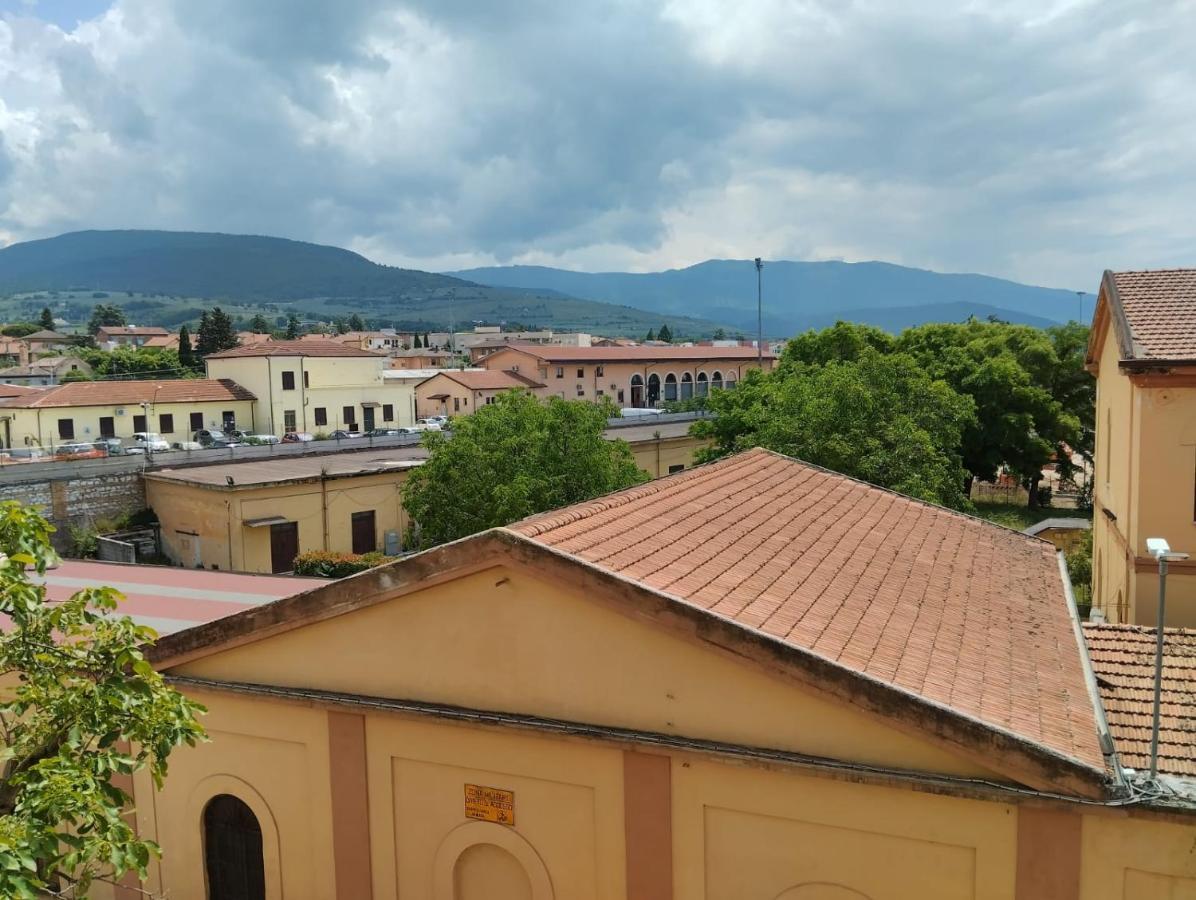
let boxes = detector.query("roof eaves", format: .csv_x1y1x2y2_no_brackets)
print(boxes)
149,525,1110,798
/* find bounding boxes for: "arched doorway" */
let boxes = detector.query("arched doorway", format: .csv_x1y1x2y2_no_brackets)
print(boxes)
203,794,266,900
711,371,723,391
454,843,533,900
630,374,645,408
696,372,709,397
647,374,661,407
664,373,678,402
680,372,694,400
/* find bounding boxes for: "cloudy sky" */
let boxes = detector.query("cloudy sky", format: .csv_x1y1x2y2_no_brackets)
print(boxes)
0,0,1193,289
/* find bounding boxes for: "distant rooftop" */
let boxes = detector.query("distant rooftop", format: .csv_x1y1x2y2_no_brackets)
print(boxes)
146,448,426,489
486,345,776,363
36,559,321,635
0,378,255,408
206,339,383,359
1096,269,1196,365
425,370,545,391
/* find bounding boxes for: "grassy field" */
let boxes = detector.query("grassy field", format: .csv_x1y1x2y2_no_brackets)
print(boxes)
971,501,1091,532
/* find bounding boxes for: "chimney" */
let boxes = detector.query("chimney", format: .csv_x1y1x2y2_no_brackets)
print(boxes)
17,342,29,367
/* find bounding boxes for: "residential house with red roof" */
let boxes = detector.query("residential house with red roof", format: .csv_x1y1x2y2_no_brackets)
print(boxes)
1087,269,1196,625
415,368,546,417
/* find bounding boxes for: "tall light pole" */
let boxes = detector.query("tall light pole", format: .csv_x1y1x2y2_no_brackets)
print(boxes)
1146,537,1190,781
755,257,763,368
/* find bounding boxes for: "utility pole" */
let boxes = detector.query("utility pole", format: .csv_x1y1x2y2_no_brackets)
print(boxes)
755,257,763,368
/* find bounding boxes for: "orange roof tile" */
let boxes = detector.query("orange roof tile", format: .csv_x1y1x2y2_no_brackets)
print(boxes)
1083,623,1196,777
0,378,255,408
206,339,383,359
1104,269,1196,363
511,448,1104,770
431,370,545,391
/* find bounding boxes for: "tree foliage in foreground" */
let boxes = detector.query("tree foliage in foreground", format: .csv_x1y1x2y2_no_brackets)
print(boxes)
402,391,649,546
0,502,205,898
693,348,977,509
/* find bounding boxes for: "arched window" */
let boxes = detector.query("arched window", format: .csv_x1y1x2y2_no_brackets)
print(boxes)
204,794,265,900
696,372,709,397
664,373,678,402
680,372,694,400
647,374,661,407
630,374,645,408
711,371,723,391
725,369,737,391
454,843,533,900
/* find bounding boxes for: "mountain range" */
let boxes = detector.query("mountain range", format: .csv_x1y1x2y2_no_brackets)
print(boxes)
0,230,1094,337
452,260,1095,336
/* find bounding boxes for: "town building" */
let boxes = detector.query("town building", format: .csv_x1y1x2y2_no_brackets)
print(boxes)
1086,268,1196,625
121,448,1196,900
0,355,92,386
204,339,415,436
388,348,457,370
95,325,171,349
0,379,256,449
415,369,546,418
480,344,776,406
146,450,424,573
23,329,72,354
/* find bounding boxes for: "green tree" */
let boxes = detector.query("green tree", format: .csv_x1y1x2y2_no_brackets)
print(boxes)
782,321,895,368
37,308,54,331
59,368,93,383
285,313,301,340
86,304,126,335
177,325,196,371
403,392,648,547
422,332,430,348
334,318,348,334
78,347,186,380
693,351,977,509
195,307,237,357
712,328,727,340
657,324,673,343
645,329,656,342
248,314,271,334
0,324,38,338
895,321,1081,506
347,313,365,331
412,334,422,349
0,502,205,898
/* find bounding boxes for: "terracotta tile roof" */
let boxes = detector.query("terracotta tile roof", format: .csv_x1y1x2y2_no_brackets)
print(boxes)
97,326,170,337
0,378,255,408
1083,623,1196,777
24,330,68,341
487,345,775,363
510,448,1104,770
1106,269,1196,362
205,339,383,359
0,383,45,398
431,370,545,391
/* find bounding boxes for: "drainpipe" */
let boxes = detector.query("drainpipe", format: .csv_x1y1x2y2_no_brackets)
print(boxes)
225,498,234,572
267,357,276,435
300,357,308,432
321,467,330,551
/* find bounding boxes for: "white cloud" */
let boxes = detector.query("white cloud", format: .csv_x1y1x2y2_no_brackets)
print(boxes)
1,0,1195,290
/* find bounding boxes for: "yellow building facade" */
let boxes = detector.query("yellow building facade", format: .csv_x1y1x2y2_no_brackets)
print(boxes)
100,450,1196,900
1087,269,1196,625
0,379,256,449
145,452,420,573
205,340,416,437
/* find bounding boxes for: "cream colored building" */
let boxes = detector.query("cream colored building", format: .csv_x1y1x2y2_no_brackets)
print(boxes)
480,345,776,407
0,379,256,449
415,370,546,418
146,450,423,573
1087,269,1196,625
205,339,416,436
104,449,1196,900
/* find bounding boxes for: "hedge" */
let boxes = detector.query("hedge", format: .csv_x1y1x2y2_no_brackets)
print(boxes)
292,550,396,578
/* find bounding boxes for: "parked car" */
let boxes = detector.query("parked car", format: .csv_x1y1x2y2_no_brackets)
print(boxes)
422,415,449,427
172,440,203,451
230,430,281,445
364,428,402,438
329,429,362,440
56,442,106,460
619,407,664,417
282,432,314,443
416,419,444,430
92,438,126,456
194,429,240,448
0,447,48,463
132,432,171,452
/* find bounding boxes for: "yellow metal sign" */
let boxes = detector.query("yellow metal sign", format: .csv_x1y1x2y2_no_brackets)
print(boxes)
464,783,515,825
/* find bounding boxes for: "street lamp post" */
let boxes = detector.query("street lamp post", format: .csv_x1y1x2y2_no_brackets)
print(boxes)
140,401,152,466
1146,537,1190,781
755,257,763,369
